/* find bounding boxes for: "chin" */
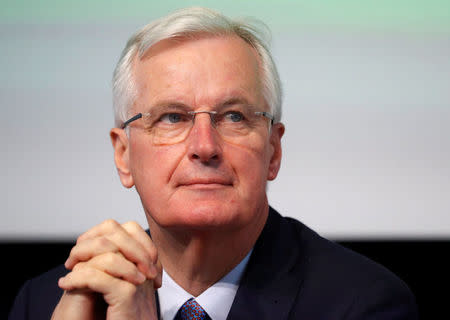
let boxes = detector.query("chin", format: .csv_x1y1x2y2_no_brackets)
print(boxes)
160,200,247,231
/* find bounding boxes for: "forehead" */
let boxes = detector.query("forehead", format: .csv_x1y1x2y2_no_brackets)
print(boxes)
132,35,264,109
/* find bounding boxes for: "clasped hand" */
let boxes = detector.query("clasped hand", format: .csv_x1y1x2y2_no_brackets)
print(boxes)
51,220,162,320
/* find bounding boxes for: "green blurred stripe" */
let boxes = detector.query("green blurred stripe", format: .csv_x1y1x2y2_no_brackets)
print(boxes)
1,0,449,32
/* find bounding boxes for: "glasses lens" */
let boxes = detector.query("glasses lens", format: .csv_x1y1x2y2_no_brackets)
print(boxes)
142,109,191,145
215,107,270,139
139,106,271,145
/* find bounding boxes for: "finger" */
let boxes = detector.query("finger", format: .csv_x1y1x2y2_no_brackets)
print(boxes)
58,267,135,299
153,260,163,289
149,257,163,289
105,227,156,279
122,222,158,264
51,289,104,320
122,222,162,288
65,237,118,270
73,220,155,278
58,270,157,318
72,252,147,285
76,219,123,243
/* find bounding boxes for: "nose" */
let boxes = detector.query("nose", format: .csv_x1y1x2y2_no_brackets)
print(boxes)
186,112,222,164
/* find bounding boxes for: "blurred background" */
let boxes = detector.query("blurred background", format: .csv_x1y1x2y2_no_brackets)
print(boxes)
2,0,449,240
1,0,449,317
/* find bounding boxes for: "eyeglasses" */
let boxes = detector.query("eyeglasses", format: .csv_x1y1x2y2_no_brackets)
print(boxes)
121,105,274,145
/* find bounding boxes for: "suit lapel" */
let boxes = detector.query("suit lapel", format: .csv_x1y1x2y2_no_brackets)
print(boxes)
226,207,306,320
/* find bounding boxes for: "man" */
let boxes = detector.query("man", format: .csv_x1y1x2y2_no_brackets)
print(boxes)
9,7,418,320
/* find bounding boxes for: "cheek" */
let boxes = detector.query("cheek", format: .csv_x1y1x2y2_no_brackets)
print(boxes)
227,138,272,191
129,139,183,202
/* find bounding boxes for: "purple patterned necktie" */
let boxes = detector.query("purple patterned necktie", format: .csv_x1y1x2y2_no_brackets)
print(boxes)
174,298,211,320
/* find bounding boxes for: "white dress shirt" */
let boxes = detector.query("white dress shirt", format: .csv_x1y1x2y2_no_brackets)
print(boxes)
157,250,252,320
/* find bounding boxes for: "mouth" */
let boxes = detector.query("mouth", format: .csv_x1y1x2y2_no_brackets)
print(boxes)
181,184,231,191
178,178,233,189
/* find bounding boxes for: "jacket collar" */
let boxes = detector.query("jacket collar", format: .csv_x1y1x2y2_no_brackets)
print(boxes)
226,207,306,320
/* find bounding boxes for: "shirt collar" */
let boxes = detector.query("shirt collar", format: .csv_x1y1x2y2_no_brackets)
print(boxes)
157,250,252,320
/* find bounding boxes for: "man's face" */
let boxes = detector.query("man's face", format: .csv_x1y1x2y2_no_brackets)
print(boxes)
111,35,284,232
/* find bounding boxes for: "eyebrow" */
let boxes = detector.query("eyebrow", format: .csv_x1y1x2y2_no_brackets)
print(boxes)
146,96,255,113
145,103,191,114
218,97,254,108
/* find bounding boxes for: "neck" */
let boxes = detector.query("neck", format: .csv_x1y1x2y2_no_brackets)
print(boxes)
147,206,268,296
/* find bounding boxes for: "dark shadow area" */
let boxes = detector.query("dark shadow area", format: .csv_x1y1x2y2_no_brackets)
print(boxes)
341,240,449,318
2,240,449,319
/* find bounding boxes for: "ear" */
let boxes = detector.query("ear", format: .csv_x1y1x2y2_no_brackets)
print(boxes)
110,128,135,188
267,122,285,181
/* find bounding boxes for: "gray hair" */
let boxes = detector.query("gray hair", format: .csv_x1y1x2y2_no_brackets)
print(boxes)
112,7,282,127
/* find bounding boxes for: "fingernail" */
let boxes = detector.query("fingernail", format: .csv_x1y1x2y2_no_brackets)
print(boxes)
137,271,146,283
148,264,157,278
64,258,72,269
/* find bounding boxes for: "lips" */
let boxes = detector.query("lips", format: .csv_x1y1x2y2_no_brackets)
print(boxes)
177,177,233,187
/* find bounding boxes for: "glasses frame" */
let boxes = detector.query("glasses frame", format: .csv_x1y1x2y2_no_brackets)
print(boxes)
120,110,274,129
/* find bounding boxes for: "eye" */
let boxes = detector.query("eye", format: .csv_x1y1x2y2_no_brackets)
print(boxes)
224,111,244,123
160,113,185,124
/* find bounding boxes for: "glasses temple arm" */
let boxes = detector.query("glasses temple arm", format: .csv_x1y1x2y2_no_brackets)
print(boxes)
121,113,143,129
255,111,274,125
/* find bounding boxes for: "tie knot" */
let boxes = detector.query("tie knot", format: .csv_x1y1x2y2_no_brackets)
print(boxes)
176,298,210,320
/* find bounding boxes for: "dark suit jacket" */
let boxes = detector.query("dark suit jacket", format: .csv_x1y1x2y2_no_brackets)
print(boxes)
9,207,418,319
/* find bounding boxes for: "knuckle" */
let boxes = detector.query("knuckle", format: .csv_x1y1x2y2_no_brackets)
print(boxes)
121,281,137,297
148,250,158,264
124,221,141,230
146,245,158,261
103,219,120,229
68,245,78,259
95,236,112,249
72,261,86,272
102,252,118,265
108,230,126,246
80,267,97,279
133,268,142,278
72,265,94,280
75,234,84,244
156,260,163,272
